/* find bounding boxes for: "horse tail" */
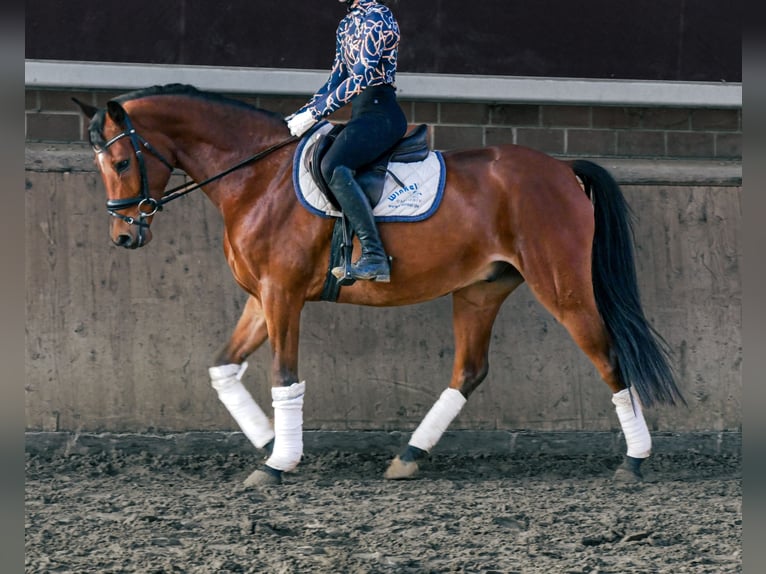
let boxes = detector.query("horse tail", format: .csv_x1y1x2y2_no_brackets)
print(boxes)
569,159,686,408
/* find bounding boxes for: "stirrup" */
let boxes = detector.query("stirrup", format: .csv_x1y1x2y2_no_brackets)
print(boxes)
330,265,390,283
331,213,357,286
331,256,391,283
331,264,357,285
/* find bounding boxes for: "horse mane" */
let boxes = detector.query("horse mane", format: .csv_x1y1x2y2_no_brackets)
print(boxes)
88,83,283,149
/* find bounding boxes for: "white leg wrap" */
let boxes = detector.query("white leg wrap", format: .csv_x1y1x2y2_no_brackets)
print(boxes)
612,388,652,458
265,381,306,472
409,388,467,453
210,362,275,450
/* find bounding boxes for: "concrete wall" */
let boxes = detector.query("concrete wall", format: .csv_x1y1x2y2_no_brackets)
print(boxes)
25,88,742,161
25,143,742,435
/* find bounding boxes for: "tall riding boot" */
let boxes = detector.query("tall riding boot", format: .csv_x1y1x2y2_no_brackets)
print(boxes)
329,166,391,282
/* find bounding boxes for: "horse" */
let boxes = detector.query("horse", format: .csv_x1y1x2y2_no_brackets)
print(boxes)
74,83,684,487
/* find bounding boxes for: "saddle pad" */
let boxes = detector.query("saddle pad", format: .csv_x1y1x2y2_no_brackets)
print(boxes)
292,121,446,222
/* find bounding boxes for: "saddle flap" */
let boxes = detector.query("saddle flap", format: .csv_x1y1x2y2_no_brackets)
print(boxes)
306,124,346,210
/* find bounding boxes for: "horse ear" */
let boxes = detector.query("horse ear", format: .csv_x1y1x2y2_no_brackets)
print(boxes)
72,97,99,119
106,100,127,126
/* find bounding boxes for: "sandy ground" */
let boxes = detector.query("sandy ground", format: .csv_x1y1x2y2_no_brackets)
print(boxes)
25,449,741,574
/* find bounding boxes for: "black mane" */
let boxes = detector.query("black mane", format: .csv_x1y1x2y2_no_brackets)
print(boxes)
88,83,282,149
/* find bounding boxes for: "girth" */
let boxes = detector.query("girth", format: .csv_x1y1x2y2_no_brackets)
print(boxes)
306,123,430,210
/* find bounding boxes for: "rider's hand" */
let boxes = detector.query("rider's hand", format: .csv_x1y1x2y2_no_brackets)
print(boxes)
286,110,316,137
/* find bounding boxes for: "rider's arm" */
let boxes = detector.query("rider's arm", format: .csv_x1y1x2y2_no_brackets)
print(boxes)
309,10,393,119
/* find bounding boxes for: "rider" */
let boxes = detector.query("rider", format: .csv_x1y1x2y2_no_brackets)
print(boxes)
286,0,407,283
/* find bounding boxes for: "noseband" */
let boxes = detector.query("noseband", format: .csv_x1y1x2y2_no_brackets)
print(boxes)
97,110,298,231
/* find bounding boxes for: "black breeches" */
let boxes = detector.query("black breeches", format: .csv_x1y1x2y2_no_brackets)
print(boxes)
320,84,407,184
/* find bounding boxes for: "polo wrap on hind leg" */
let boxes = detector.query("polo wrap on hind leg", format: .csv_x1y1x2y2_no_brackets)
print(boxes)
409,388,467,452
612,387,651,458
265,381,306,472
210,362,274,450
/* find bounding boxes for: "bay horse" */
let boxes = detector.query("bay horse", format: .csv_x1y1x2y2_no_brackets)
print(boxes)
74,84,684,487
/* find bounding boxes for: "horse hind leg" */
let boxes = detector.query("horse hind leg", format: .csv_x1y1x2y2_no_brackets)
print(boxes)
385,273,523,480
522,255,650,482
558,306,651,482
209,296,275,457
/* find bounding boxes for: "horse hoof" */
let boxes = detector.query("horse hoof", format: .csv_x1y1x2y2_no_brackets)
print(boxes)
243,466,282,488
384,456,419,480
612,456,644,484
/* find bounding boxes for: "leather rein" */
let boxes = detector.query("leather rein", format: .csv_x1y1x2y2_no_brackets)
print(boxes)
98,110,298,229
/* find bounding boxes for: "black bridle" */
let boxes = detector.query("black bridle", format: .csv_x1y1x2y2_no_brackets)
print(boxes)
98,110,298,230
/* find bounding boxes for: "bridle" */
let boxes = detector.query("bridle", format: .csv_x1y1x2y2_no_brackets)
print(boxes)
97,110,298,231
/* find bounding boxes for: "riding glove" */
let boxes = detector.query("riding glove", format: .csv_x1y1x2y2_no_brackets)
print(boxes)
286,110,316,137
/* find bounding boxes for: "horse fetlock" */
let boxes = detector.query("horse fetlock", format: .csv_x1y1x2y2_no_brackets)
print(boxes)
266,381,305,472
612,388,652,458
409,388,467,452
266,448,303,473
399,444,428,463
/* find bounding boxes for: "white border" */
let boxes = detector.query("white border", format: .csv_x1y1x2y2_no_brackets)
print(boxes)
25,59,741,108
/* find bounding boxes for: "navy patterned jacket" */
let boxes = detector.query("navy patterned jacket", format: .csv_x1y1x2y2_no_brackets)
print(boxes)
297,0,400,119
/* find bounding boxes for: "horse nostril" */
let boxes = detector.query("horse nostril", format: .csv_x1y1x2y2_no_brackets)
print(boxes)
114,234,133,247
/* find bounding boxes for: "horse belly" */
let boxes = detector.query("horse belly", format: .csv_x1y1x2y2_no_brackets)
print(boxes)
336,222,518,307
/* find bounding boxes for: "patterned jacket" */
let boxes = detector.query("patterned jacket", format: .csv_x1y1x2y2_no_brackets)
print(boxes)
298,0,400,119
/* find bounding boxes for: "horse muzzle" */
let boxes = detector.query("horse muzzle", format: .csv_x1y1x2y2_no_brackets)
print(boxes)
111,224,152,249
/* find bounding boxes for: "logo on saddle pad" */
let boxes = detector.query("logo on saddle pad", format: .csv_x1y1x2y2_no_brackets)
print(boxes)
292,121,446,222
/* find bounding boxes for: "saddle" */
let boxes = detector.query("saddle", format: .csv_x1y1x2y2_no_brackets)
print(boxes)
306,123,430,210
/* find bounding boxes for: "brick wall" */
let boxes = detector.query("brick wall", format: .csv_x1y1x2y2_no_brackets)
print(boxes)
25,88,742,161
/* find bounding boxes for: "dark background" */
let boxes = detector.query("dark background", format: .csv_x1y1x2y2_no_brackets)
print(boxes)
26,0,741,82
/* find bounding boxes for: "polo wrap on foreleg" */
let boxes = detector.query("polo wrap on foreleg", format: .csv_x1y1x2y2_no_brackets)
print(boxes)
265,381,306,472
409,388,467,453
210,362,274,449
612,387,651,458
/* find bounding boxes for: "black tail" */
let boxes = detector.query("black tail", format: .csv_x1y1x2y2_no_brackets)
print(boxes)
570,159,686,408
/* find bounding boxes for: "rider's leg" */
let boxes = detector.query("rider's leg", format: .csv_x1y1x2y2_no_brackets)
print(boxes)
320,85,406,283
327,165,390,282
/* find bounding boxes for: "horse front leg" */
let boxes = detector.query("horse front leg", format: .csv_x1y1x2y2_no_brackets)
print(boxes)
243,289,306,488
209,296,275,453
385,279,521,480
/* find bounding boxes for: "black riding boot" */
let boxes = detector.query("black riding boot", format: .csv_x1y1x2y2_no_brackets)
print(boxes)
329,166,391,282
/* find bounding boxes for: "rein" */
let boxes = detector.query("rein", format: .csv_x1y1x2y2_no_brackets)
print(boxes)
100,111,298,229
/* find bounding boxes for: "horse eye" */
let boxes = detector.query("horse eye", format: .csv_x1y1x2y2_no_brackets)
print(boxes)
114,159,130,173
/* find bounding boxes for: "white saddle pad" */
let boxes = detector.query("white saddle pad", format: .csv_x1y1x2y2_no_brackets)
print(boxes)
292,121,446,222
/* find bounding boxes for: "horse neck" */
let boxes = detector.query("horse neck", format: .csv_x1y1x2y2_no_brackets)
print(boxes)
142,97,290,207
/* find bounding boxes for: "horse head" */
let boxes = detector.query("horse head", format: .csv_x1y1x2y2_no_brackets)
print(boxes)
74,97,176,249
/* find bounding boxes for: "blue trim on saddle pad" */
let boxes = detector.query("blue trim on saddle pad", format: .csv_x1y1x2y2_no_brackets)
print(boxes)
292,121,446,223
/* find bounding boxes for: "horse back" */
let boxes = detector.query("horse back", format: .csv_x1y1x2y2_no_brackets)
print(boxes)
439,143,586,214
